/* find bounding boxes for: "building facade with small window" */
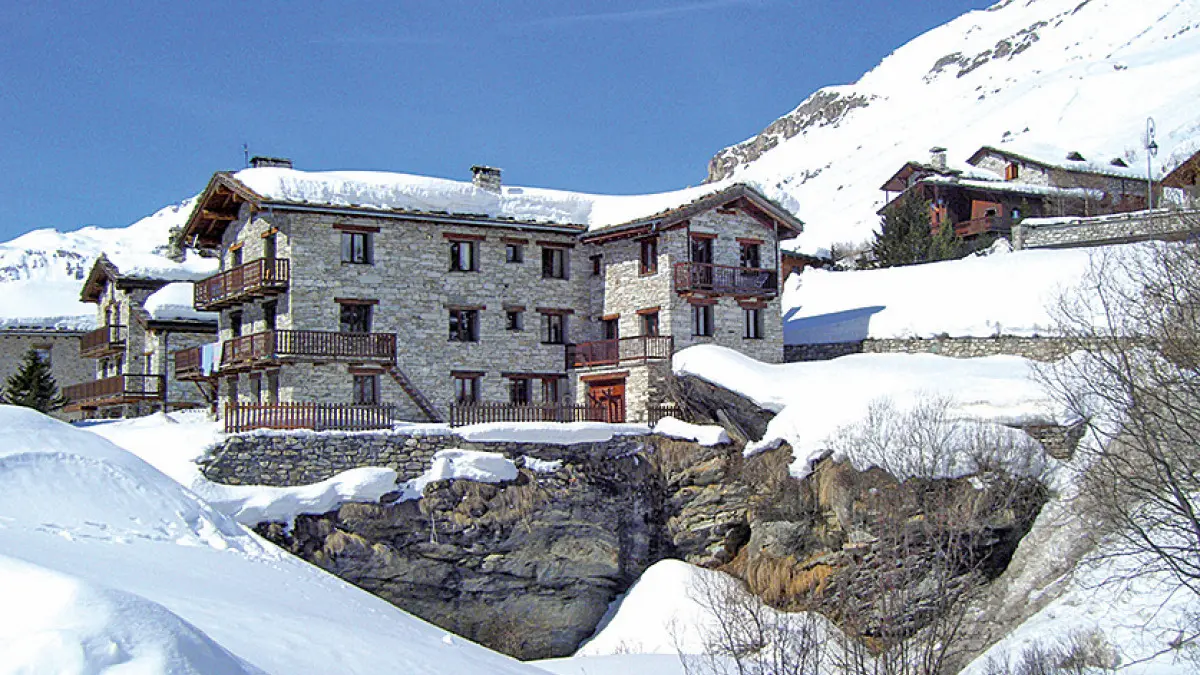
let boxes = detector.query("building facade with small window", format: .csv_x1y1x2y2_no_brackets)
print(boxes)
0,324,93,419
179,162,800,426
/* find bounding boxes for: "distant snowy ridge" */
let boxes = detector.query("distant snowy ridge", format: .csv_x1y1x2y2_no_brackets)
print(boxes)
709,0,1200,253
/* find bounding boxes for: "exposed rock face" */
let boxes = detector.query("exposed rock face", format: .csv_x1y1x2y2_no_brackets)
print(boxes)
706,90,872,183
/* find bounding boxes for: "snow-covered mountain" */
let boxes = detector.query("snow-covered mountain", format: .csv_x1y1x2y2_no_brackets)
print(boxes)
0,199,213,328
710,0,1200,253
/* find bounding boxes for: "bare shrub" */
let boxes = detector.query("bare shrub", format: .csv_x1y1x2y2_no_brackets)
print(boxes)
978,629,1120,675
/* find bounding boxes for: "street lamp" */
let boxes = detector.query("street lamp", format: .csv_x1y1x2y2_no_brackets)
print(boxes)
1146,117,1159,210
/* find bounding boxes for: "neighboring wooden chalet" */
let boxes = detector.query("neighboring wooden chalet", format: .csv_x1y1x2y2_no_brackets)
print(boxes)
64,255,217,417
1163,147,1200,205
176,160,801,431
879,145,1153,240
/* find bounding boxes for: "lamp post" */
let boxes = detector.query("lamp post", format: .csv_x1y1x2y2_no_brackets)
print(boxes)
1146,117,1159,210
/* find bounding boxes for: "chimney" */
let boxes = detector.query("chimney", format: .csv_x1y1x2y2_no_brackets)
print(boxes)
471,165,502,192
250,156,293,169
929,147,948,171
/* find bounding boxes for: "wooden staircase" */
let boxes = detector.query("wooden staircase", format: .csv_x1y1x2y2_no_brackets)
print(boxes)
384,364,442,422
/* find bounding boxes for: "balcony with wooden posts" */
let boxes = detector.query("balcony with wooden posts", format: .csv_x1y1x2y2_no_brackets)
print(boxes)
568,335,674,369
219,329,396,372
673,262,778,297
174,345,207,381
194,258,290,311
953,216,1013,238
62,374,165,411
79,325,126,358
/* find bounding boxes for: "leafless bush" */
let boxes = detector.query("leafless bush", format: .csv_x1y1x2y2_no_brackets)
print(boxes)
978,629,1120,675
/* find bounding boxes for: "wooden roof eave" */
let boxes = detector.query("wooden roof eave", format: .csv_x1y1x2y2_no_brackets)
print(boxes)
1163,151,1200,189
79,255,120,304
181,173,266,248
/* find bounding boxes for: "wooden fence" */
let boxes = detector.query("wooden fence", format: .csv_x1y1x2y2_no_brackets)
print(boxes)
448,402,608,426
646,404,692,426
224,402,398,433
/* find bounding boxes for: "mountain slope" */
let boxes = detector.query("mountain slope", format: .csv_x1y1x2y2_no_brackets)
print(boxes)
710,0,1200,253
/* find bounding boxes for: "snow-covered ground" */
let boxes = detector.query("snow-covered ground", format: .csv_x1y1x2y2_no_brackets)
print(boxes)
783,241,1132,343
0,406,544,674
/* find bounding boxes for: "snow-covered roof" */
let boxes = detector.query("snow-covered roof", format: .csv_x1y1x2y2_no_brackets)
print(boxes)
144,282,217,323
919,175,1105,198
967,144,1149,180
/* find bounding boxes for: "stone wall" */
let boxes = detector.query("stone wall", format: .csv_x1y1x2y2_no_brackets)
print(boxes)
1014,208,1200,249
0,329,92,418
785,335,1075,362
199,426,652,487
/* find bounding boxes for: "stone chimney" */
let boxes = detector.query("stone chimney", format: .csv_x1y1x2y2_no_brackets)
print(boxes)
471,165,502,192
250,156,293,169
929,147,948,171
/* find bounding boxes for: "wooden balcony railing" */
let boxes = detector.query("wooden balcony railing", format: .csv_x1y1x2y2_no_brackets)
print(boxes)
448,402,607,426
567,335,674,369
953,216,1013,238
63,374,165,409
674,262,778,296
220,329,397,371
194,258,290,311
225,402,398,433
79,325,126,358
174,346,206,381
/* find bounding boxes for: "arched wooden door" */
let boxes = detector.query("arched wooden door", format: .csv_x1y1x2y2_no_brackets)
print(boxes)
586,378,626,423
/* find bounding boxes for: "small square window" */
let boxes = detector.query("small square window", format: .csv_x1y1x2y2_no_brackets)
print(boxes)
449,309,480,342
542,247,568,279
339,303,373,333
506,243,524,263
739,243,761,269
353,374,379,405
32,346,51,365
450,240,478,272
341,232,373,264
692,304,714,337
506,310,524,331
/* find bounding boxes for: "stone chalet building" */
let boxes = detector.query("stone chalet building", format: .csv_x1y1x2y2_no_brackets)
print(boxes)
879,145,1151,241
175,159,801,429
62,255,217,417
0,323,93,419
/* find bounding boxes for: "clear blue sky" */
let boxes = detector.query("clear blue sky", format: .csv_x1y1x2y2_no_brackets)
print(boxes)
0,0,992,241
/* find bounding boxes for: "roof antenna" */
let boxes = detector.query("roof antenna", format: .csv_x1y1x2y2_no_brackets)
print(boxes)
243,143,250,168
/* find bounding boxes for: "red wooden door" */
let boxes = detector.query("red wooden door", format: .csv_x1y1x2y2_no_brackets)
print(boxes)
587,379,626,423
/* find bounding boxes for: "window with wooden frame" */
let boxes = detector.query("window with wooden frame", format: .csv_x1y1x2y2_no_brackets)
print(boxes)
340,231,373,264
739,241,761,269
262,300,278,331
250,374,263,404
505,308,524,331
448,308,480,342
453,372,482,404
639,309,660,337
602,316,619,340
449,239,478,272
338,301,373,333
229,310,243,338
591,254,603,276
692,304,714,337
230,245,243,268
353,374,379,405
743,307,763,339
639,237,658,275
542,313,566,344
541,376,562,404
505,242,524,263
226,376,239,403
542,246,568,279
508,376,532,405
265,370,280,404
1005,162,1019,181
690,234,715,264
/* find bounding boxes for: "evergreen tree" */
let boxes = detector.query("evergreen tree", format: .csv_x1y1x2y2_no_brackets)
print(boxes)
1,348,66,412
927,220,964,262
871,193,963,267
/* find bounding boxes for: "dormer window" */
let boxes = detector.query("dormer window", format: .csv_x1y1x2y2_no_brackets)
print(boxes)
1005,163,1019,181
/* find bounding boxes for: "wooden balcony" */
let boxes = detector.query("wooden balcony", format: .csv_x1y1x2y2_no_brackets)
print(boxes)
220,329,396,372
225,402,398,433
63,374,165,411
953,216,1013,238
194,258,290,311
674,262,778,296
568,335,673,369
449,403,607,426
173,345,207,381
79,325,125,358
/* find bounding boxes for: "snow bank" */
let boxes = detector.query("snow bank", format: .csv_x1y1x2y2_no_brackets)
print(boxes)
673,345,1069,479
0,406,542,674
206,467,398,525
652,417,730,446
454,421,649,445
145,282,216,322
783,242,1151,343
236,167,725,231
398,449,518,500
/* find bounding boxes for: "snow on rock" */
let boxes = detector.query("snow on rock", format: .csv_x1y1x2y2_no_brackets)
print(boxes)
206,468,399,526
673,345,1068,479
652,417,730,447
397,449,520,501
534,654,688,675
145,282,216,323
0,405,543,674
783,242,1155,343
235,167,725,232
521,456,563,474
454,421,649,445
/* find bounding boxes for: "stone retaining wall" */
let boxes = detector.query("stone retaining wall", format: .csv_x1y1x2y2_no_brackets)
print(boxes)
1014,208,1200,249
199,427,651,486
785,335,1075,362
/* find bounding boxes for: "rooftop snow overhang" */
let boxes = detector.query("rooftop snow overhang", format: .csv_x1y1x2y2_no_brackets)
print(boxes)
875,178,1055,215
580,184,803,243
879,162,960,192
79,255,173,304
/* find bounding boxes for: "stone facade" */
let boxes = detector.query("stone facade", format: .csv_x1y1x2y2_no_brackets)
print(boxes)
785,335,1076,362
1013,208,1200,250
0,328,92,417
